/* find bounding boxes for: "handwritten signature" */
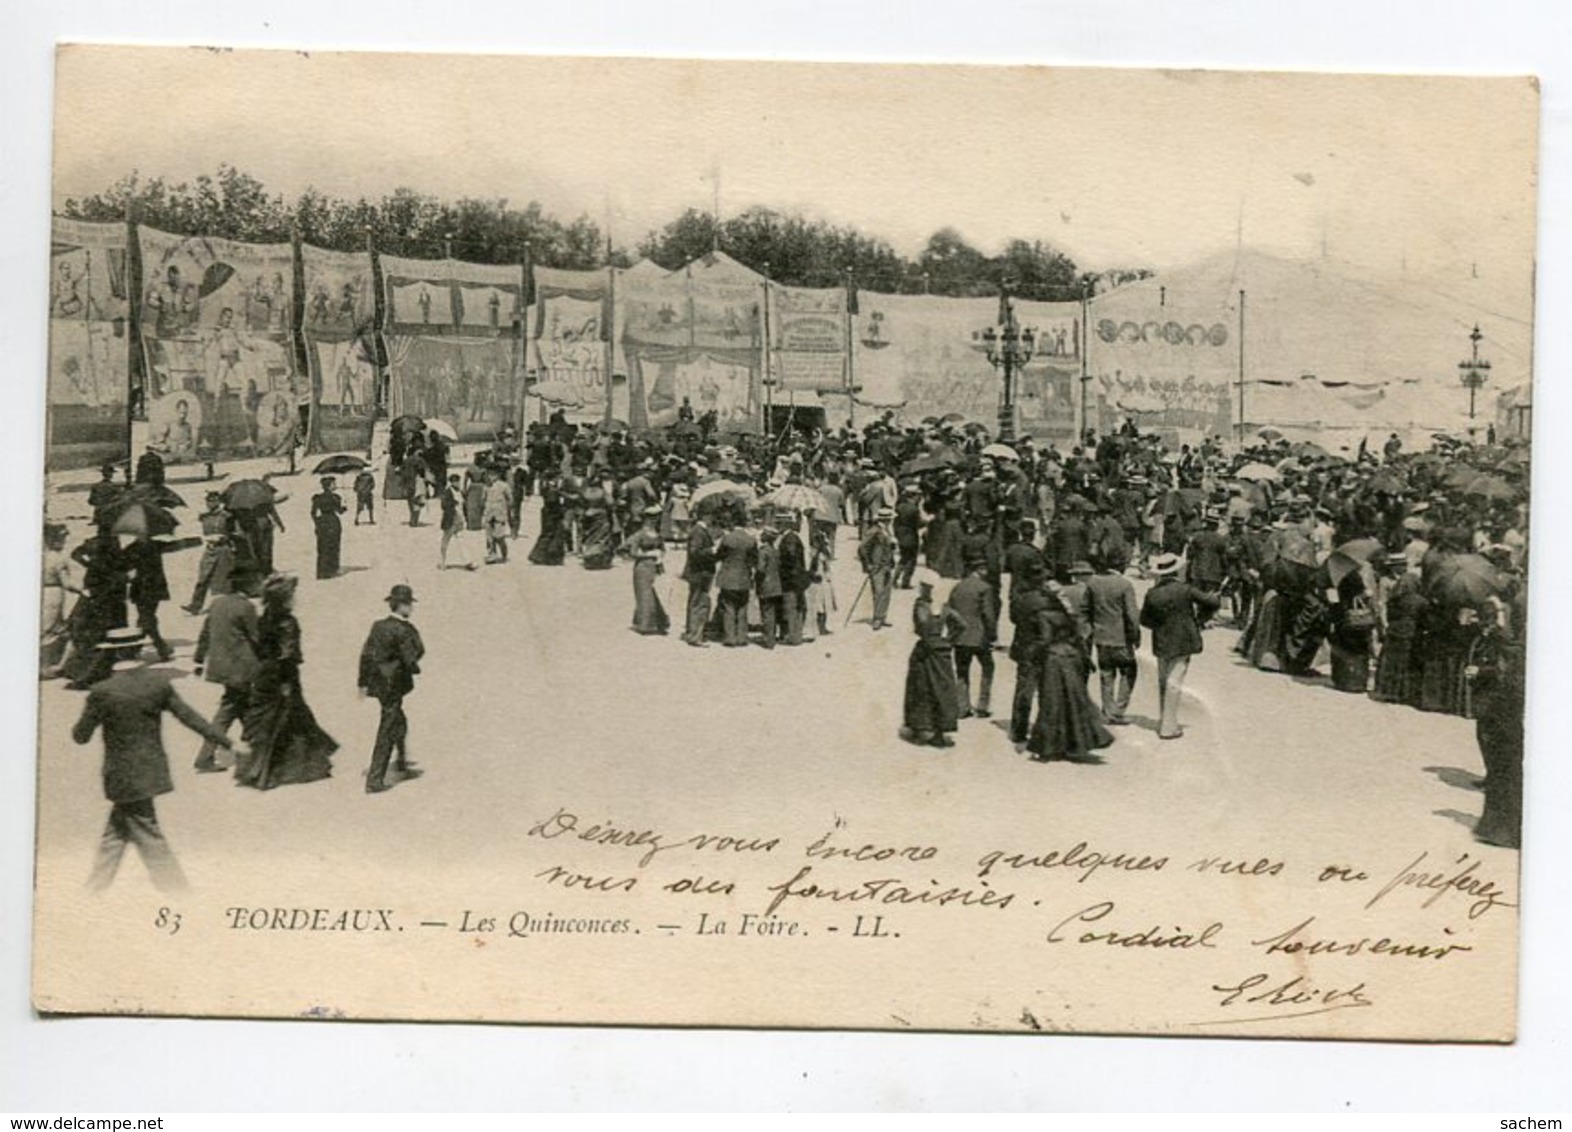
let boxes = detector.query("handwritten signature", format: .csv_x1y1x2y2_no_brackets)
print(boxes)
1186,973,1375,1027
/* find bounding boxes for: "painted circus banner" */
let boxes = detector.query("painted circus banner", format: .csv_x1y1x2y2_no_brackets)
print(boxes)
382,255,524,440
137,227,302,461
770,284,846,393
531,266,613,425
850,292,1080,439
300,244,379,455
48,218,131,470
1085,281,1235,436
385,335,520,440
618,259,762,432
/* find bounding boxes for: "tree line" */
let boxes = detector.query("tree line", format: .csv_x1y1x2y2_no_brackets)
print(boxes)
60,165,1151,300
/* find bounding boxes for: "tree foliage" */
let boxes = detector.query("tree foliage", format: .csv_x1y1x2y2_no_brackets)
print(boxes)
60,165,1151,293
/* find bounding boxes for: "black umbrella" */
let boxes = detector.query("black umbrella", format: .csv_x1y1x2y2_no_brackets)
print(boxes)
313,454,370,475
223,478,277,510
105,498,179,539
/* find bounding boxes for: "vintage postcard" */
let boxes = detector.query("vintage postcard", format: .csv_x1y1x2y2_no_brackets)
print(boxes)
32,47,1535,1040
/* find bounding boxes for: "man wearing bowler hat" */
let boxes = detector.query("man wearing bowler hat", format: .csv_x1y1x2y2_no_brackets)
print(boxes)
358,584,427,794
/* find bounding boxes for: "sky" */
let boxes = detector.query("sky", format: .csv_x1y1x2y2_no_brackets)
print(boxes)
52,47,1539,300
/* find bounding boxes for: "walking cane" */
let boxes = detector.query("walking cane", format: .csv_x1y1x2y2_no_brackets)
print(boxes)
843,574,871,628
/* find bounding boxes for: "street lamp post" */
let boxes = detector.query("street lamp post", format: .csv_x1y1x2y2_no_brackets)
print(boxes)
1458,324,1492,442
976,281,1036,443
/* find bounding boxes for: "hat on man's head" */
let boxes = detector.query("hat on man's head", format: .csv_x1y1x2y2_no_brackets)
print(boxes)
875,507,895,520
642,504,663,517
96,626,146,652
902,483,922,495
1070,559,1094,576
1149,553,1183,577
385,584,418,606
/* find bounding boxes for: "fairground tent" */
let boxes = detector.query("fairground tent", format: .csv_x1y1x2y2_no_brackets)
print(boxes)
1086,248,1533,446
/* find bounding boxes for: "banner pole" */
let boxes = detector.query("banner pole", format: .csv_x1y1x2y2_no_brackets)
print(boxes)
1237,288,1247,444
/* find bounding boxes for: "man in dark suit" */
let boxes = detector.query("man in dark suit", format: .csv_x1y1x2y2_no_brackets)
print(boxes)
776,512,810,646
71,627,247,891
1085,555,1142,724
126,536,175,662
1185,512,1230,596
358,584,427,793
754,526,784,649
192,572,260,772
714,515,757,648
1008,557,1052,744
681,512,717,648
1139,553,1222,740
948,555,999,718
892,485,925,589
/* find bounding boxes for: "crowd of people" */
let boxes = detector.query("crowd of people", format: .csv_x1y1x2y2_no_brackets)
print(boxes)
470,409,1528,849
44,404,1529,891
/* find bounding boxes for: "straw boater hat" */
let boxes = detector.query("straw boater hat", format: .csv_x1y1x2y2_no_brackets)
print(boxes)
642,504,663,518
1149,553,1183,577
1070,560,1094,576
96,626,146,651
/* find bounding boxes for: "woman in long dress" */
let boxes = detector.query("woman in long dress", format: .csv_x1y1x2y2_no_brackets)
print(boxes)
803,527,837,639
529,474,569,566
1326,564,1376,693
1370,555,1425,705
310,477,346,579
236,574,338,790
578,483,615,569
1028,600,1115,763
902,569,965,748
626,506,671,635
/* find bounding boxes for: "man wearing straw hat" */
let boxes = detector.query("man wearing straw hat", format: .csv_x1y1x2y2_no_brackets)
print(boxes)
358,584,427,794
1139,553,1221,741
71,627,249,891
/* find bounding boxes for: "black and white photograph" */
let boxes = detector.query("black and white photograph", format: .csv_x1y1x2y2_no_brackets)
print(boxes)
27,46,1539,1048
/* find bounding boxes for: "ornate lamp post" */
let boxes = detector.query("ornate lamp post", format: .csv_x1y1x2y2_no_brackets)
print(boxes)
975,281,1036,442
1458,324,1492,442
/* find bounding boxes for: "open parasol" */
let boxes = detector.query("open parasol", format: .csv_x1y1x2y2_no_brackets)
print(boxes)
1430,554,1501,606
1326,538,1385,586
1289,440,1330,460
223,478,277,511
1367,470,1406,494
423,418,459,441
106,498,179,539
1464,475,1515,502
313,454,370,475
899,453,955,477
1257,427,1285,442
981,443,1020,461
1234,462,1280,483
690,479,758,509
764,483,829,514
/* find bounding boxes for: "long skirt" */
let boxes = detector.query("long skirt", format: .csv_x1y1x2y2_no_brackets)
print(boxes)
1247,591,1284,672
805,580,837,620
1328,634,1371,693
903,642,960,735
1029,645,1115,760
1418,627,1476,716
581,515,614,569
631,560,670,635
1474,689,1524,848
1370,628,1419,704
236,687,338,790
314,518,342,579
